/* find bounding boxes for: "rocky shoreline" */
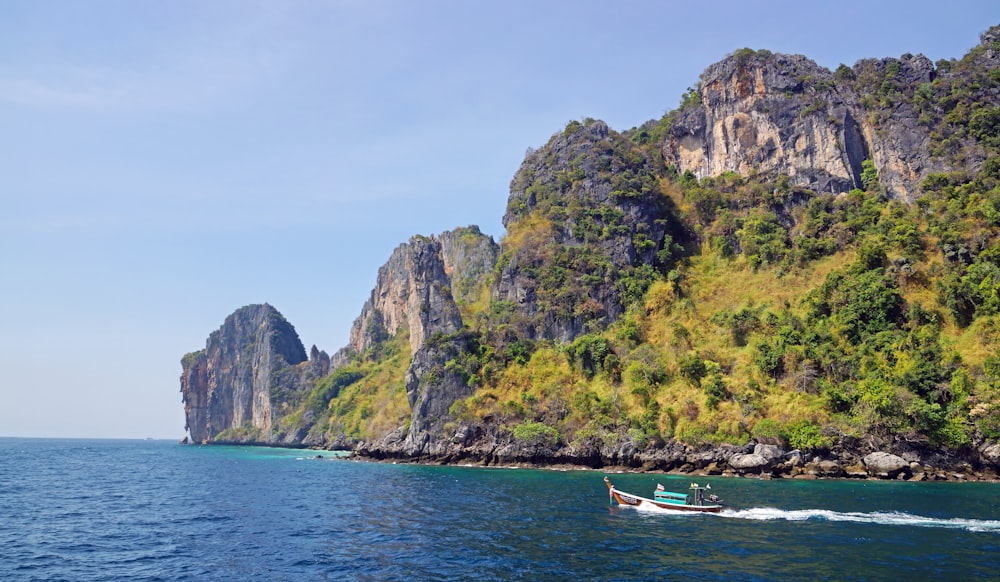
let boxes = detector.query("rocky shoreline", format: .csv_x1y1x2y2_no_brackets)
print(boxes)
349,425,1000,483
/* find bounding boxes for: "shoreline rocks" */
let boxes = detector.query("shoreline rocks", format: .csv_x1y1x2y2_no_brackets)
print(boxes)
863,452,910,479
348,428,1000,483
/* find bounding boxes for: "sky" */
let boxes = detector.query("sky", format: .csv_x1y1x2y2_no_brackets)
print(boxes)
1,1,996,439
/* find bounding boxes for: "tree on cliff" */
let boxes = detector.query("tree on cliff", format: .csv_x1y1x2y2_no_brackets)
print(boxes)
182,26,1000,474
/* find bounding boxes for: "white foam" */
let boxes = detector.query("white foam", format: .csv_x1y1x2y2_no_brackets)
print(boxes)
719,507,1000,533
633,503,702,516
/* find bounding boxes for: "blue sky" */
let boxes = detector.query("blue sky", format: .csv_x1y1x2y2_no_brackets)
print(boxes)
1,1,996,438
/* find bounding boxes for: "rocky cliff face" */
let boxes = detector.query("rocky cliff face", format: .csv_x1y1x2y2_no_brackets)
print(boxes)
665,51,867,195
493,119,683,341
343,226,497,453
849,53,949,201
437,225,499,308
397,331,480,455
349,234,465,358
181,228,497,449
661,42,999,201
182,28,1000,472
180,304,308,443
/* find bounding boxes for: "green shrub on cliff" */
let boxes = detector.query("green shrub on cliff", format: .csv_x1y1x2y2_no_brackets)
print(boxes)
477,148,995,450
512,420,560,446
305,367,364,413
308,32,1000,456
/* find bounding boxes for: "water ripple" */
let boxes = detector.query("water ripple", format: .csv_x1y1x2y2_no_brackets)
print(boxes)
721,507,1000,533
2,439,999,581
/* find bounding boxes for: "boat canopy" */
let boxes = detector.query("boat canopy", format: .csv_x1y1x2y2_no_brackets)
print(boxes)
653,490,687,500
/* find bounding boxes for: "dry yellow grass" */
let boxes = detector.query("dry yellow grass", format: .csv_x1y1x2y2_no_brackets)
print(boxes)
500,210,554,254
643,250,853,367
762,389,829,425
624,248,860,439
331,331,413,439
459,282,493,323
948,315,1000,368
687,251,853,315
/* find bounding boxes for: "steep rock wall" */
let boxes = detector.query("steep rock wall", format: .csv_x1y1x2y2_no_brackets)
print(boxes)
665,52,865,195
437,225,499,307
344,227,497,452
180,304,307,443
660,48,985,201
399,331,480,455
494,119,683,341
348,235,464,357
850,53,952,202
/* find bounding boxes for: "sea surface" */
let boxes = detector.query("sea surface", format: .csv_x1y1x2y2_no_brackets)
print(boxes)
1,439,998,581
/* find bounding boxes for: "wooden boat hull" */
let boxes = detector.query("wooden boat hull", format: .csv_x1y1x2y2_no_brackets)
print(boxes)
604,477,723,513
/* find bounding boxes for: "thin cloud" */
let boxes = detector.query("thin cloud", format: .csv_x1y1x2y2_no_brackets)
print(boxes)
0,76,115,109
0,55,276,113
0,6,292,113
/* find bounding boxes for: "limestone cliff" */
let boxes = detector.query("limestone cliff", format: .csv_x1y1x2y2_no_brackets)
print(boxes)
180,228,497,450
665,51,868,195
398,330,481,455
180,304,308,443
348,234,465,358
345,226,498,454
493,118,684,341
662,33,999,201
437,225,499,308
181,28,1000,476
849,53,949,201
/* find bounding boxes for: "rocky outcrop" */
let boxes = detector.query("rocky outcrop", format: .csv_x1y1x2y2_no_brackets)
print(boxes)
354,431,999,481
345,226,498,453
665,51,866,195
404,333,477,440
978,442,1000,469
349,233,468,357
180,304,308,443
437,225,499,307
661,38,999,201
863,452,910,478
494,118,684,341
729,443,785,472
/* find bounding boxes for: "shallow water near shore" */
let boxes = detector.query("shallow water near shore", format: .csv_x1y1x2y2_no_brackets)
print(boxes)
2,438,998,580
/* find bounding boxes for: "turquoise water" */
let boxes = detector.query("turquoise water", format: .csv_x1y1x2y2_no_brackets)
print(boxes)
1,439,998,580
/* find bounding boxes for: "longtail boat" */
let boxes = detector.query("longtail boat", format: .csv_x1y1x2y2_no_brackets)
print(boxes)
604,476,723,513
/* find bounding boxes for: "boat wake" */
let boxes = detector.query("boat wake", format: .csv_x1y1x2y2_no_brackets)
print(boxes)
632,503,703,516
720,507,1000,533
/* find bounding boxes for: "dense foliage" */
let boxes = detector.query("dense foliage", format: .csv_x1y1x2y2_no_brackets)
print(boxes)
277,29,1000,455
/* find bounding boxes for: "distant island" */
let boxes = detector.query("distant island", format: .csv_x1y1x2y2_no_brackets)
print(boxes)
181,26,1000,482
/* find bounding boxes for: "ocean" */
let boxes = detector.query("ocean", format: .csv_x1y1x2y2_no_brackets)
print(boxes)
1,438,998,581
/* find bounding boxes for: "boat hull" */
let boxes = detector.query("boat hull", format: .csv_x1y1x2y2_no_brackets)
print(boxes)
605,477,723,513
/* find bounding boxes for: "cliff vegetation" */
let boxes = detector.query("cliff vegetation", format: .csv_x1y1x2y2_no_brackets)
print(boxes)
181,26,1000,478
